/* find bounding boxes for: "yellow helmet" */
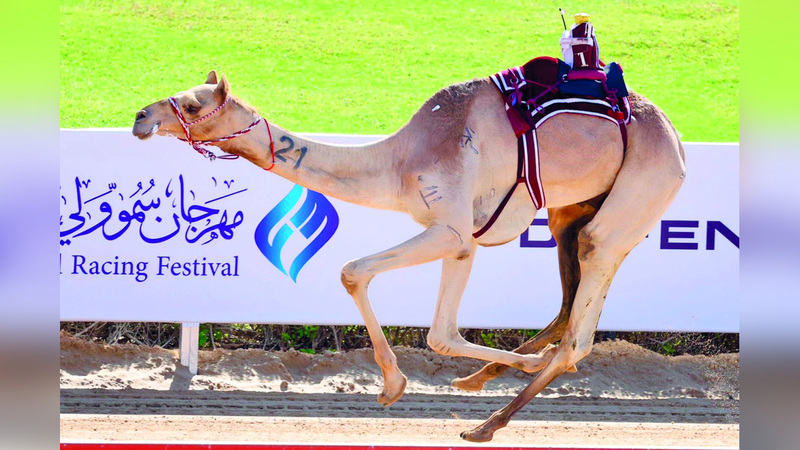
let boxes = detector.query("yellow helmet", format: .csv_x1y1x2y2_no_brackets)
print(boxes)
574,13,590,25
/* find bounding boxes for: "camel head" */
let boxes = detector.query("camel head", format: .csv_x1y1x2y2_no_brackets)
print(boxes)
132,70,235,143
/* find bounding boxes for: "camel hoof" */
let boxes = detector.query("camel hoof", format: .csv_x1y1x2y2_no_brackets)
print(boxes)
567,364,578,373
377,373,407,407
451,375,485,392
460,427,494,442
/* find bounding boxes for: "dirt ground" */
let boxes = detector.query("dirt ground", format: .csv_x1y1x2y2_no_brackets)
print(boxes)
60,415,739,447
60,332,739,446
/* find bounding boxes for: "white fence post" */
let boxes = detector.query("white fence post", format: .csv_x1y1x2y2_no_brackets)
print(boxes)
179,322,200,375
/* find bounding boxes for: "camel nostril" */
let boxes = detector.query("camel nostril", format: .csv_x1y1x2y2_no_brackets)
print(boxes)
136,110,147,121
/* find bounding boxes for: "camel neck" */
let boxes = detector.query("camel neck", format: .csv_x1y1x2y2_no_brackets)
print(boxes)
217,114,404,211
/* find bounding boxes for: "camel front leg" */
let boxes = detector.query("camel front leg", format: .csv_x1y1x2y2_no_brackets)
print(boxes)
453,202,600,391
426,244,561,374
340,224,470,406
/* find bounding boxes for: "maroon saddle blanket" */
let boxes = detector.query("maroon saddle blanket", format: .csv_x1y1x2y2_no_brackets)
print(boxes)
490,56,630,138
473,56,630,239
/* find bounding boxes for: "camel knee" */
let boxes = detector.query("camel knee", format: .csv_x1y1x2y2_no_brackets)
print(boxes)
578,227,602,262
441,227,473,261
577,226,625,264
340,259,372,295
426,329,461,357
455,247,473,261
450,232,474,260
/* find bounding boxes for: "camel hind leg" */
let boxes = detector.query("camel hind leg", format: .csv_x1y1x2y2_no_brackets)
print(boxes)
462,118,687,442
452,199,603,391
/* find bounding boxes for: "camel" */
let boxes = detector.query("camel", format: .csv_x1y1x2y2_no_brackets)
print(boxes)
132,69,686,441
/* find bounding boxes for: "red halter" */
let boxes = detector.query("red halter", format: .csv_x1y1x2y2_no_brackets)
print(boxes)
168,96,275,170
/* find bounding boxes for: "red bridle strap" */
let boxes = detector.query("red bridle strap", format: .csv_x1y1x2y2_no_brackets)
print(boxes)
168,96,273,167
263,119,275,171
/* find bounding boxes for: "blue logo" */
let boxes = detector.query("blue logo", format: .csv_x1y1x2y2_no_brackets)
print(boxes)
254,185,339,282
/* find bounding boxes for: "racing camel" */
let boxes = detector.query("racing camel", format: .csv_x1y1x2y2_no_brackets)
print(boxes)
132,69,685,441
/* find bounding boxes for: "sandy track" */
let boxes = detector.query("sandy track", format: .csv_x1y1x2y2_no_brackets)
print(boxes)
61,390,737,424
60,415,739,447
60,333,739,446
60,389,739,447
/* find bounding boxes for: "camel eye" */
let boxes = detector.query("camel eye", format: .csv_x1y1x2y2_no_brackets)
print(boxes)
185,104,200,115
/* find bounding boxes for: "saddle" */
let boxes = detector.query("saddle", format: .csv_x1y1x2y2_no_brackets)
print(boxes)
494,56,630,139
473,56,630,239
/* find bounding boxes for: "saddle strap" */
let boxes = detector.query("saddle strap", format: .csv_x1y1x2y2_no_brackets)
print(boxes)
618,116,629,153
473,141,526,239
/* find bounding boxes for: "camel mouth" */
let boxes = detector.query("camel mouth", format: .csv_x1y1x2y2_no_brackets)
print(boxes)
134,121,161,140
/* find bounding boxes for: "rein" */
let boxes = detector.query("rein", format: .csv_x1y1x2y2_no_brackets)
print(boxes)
168,96,275,169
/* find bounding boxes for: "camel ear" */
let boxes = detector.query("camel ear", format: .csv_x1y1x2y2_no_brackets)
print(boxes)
215,75,230,101
206,70,219,85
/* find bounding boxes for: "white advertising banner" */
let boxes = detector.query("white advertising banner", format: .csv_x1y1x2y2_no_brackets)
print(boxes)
60,130,739,332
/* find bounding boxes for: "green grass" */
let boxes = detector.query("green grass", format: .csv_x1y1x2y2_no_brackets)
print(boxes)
60,0,739,141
